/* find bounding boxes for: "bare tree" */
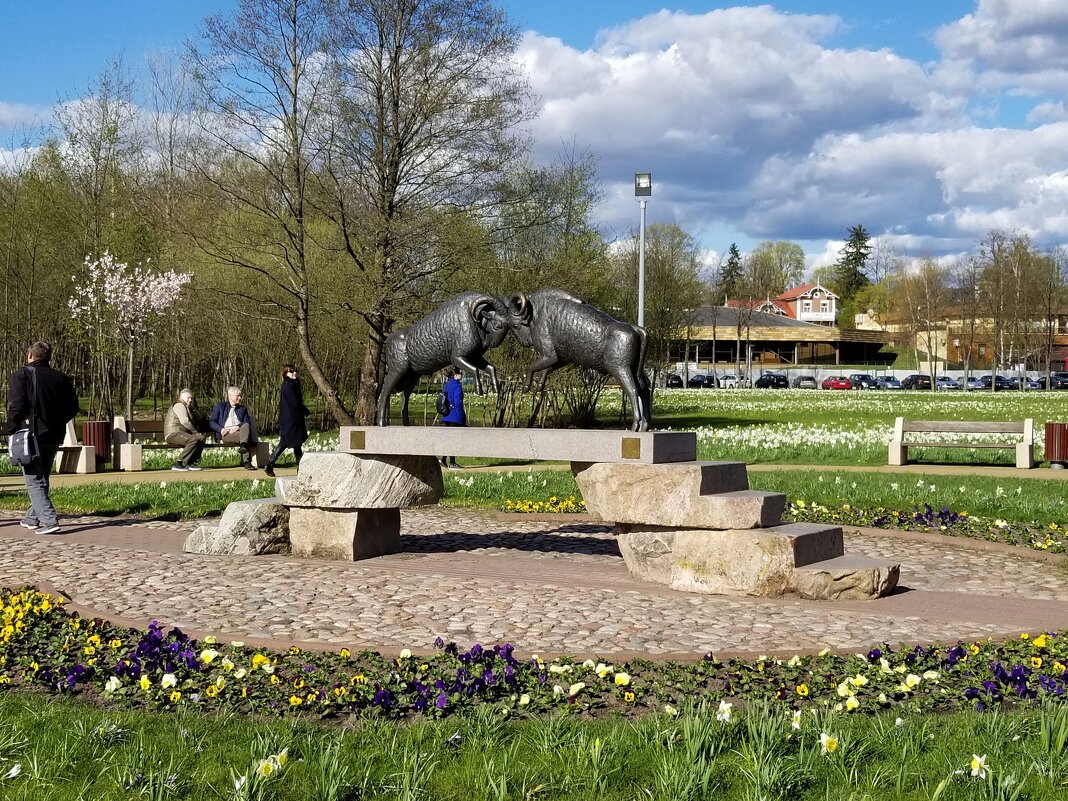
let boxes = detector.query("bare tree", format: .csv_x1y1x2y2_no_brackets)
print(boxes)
184,0,355,424
324,0,535,423
948,253,983,380
895,258,948,382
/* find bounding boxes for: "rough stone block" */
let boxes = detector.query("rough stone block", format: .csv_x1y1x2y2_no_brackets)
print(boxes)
288,506,400,561
279,452,442,509
573,458,785,529
183,497,290,555
617,523,845,598
792,556,900,600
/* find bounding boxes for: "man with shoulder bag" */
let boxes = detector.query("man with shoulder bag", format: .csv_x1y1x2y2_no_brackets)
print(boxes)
6,341,80,535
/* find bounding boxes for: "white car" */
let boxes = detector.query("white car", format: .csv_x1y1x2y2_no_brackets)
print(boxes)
717,374,739,389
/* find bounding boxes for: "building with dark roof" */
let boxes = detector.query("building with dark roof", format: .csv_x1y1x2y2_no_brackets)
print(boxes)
670,305,892,368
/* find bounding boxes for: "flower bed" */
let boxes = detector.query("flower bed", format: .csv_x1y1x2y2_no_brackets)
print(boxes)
787,500,1068,553
2,588,1066,721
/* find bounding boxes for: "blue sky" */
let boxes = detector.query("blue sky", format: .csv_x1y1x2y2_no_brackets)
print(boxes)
2,1,1067,268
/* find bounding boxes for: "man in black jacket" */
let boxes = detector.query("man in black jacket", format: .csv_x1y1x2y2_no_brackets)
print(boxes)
6,341,79,535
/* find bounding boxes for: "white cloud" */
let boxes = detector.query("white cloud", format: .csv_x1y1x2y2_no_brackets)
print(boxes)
936,0,1068,75
514,4,1068,260
0,101,48,130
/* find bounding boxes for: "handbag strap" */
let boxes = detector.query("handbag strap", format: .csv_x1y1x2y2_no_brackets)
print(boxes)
27,365,37,432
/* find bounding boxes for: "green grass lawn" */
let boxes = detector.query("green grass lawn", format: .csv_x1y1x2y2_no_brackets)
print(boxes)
0,692,1065,800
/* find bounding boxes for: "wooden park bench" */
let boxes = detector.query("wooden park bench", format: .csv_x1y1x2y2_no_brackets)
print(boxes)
0,419,96,474
112,416,269,471
888,417,1035,469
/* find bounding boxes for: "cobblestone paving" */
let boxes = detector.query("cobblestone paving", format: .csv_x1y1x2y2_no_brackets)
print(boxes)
0,508,1066,657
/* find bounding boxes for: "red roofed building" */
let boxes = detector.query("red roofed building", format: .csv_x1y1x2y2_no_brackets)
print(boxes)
772,282,838,325
725,283,839,326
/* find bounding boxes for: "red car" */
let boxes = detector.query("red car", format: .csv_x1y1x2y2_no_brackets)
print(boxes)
821,376,853,390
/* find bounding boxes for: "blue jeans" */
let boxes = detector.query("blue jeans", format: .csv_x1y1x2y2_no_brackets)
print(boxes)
22,441,60,528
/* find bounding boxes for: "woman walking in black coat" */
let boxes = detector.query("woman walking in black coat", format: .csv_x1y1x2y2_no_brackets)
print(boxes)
264,364,310,477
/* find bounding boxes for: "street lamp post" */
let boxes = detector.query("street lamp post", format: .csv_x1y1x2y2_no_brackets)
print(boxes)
634,172,651,328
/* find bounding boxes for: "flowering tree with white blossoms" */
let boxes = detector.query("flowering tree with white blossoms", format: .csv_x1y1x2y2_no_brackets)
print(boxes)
68,251,191,419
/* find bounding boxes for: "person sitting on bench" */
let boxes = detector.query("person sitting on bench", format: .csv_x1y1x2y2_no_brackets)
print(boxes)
209,386,259,470
164,388,207,471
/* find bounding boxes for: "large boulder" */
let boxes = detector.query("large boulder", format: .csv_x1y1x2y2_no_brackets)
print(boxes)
183,497,290,555
279,452,442,509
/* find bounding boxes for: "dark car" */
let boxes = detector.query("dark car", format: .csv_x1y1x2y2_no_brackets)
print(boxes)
665,373,683,388
687,374,714,389
1008,376,1042,391
979,374,1012,391
901,374,932,390
791,374,818,389
754,372,789,389
1040,372,1068,390
848,373,879,390
821,376,853,390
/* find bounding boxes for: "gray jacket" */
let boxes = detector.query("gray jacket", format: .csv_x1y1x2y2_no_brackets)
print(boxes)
164,402,201,439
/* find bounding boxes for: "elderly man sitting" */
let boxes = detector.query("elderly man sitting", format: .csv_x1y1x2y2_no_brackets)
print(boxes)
164,388,208,471
209,386,259,470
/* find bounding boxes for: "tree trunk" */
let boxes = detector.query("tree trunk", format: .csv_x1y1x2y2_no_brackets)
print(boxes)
354,314,385,425
125,341,134,421
296,316,353,426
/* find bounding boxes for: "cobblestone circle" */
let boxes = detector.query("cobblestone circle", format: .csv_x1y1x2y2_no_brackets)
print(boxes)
1,507,1066,659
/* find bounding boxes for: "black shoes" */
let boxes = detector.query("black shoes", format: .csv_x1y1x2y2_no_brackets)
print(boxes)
264,464,275,477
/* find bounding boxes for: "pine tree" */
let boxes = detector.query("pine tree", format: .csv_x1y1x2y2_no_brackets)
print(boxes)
719,243,743,302
833,225,873,301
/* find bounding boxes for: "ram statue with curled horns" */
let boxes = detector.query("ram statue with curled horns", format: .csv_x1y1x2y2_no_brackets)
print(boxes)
376,292,509,426
504,289,652,431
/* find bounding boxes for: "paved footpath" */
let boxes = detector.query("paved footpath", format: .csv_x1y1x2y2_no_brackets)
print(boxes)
1,500,1067,661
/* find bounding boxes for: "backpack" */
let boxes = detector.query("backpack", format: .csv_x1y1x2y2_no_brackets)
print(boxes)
436,389,451,416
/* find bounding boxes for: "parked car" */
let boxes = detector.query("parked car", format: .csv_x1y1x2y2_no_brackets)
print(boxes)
687,374,714,388
962,376,984,391
754,372,789,389
979,374,1012,391
1008,376,1043,391
791,374,818,389
718,374,739,389
876,376,902,390
901,374,932,390
1040,372,1068,390
821,376,853,390
665,373,683,388
848,373,879,390
935,376,960,390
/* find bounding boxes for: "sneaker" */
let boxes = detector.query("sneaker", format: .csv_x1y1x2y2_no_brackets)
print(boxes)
19,521,38,530
447,463,461,470
185,464,202,471
36,525,62,536
171,464,189,471
263,465,275,477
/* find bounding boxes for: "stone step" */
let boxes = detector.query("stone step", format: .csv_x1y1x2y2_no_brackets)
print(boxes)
769,522,844,566
575,461,790,529
617,521,843,598
792,555,900,601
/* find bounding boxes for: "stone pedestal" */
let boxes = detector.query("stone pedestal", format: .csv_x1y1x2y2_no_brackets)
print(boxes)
288,507,400,561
